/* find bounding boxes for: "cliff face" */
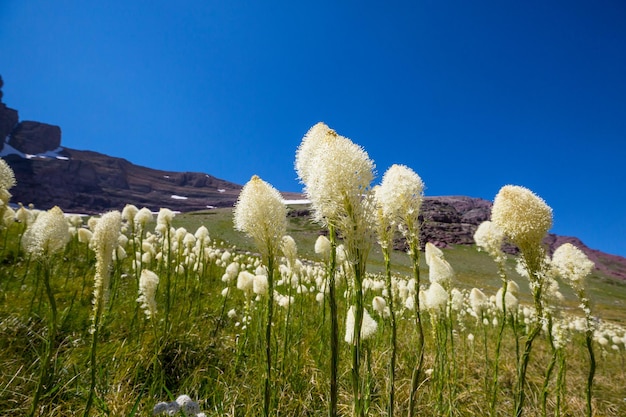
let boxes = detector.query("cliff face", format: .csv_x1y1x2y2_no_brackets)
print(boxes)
2,76,625,281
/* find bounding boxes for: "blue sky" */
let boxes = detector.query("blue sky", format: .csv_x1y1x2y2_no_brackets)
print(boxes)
1,1,625,257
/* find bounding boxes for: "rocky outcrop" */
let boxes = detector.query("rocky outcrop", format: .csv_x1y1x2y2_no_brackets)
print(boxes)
4,149,246,213
0,77,19,147
9,121,62,154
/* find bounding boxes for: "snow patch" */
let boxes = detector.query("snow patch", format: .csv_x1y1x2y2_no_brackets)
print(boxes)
283,199,310,205
1,143,69,160
170,195,188,200
218,189,226,193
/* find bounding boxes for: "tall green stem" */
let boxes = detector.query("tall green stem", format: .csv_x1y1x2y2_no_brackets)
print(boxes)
263,250,276,417
490,279,508,416
383,248,397,417
351,249,365,417
29,261,57,417
328,227,339,417
408,239,424,417
84,311,101,416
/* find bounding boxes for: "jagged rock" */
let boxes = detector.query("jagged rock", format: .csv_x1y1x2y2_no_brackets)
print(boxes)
8,121,62,154
0,75,18,149
0,104,18,149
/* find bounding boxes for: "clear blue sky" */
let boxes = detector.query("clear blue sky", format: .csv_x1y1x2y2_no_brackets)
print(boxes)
1,1,625,257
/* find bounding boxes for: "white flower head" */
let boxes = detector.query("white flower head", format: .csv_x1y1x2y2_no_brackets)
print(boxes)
491,185,552,250
474,220,505,261
344,305,378,344
22,206,70,258
551,243,594,289
233,175,287,258
137,269,159,319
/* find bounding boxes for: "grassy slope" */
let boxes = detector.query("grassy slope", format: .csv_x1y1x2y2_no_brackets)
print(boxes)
178,207,626,322
1,206,625,416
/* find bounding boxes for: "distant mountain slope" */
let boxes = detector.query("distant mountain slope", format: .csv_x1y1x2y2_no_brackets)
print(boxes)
1,76,625,281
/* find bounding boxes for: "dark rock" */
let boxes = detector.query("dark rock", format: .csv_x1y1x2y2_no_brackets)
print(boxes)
0,104,18,150
9,121,61,154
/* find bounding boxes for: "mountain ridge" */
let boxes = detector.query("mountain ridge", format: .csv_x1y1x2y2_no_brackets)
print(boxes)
1,77,625,281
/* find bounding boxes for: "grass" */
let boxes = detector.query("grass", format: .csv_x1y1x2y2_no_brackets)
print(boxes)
1,206,625,416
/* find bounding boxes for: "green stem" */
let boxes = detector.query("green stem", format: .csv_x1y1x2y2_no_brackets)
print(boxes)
490,280,508,416
328,227,339,417
84,311,101,417
383,248,396,417
29,261,57,417
514,322,541,417
263,252,275,417
585,326,595,417
351,251,364,417
408,239,424,417
541,315,556,417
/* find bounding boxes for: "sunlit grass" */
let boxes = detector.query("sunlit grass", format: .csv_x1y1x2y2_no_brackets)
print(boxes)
0,207,625,416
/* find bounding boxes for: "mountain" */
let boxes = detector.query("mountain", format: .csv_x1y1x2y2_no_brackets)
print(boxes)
1,77,625,281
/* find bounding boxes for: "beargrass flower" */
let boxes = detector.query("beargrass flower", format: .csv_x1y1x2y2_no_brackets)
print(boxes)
376,164,424,238
137,269,159,319
0,158,16,191
295,123,374,232
313,235,331,259
22,206,70,258
495,287,518,312
469,288,488,317
474,220,505,262
425,282,448,313
372,296,387,316
551,243,594,290
491,185,552,251
91,211,122,314
233,175,287,258
345,306,378,344
121,204,139,224
425,242,444,267
428,253,454,287
237,271,255,295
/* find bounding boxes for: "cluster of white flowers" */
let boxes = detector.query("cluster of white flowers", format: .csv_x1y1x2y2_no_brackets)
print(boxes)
491,185,552,251
90,211,122,315
551,242,595,290
137,269,159,319
473,220,505,263
0,158,16,227
374,164,424,248
233,175,286,259
153,394,205,416
22,206,70,258
344,306,378,344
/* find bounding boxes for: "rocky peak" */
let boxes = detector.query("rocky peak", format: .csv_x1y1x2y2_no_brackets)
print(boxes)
0,76,19,148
